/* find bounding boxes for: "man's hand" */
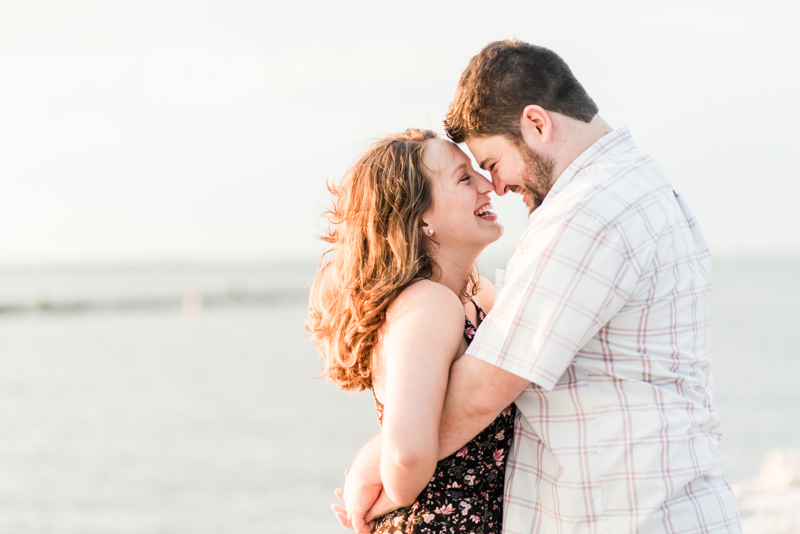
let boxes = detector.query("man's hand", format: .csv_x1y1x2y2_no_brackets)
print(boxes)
332,474,405,532
331,486,355,530
331,435,384,532
332,481,380,532
332,484,378,533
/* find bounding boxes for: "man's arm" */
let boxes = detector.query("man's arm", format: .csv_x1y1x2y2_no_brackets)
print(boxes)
336,355,528,529
433,276,529,457
437,354,529,457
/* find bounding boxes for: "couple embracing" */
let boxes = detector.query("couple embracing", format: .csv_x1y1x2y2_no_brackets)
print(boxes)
308,40,742,534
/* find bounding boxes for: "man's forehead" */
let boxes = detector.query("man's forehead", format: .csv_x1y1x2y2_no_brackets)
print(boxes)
465,138,498,171
467,134,507,148
466,135,506,156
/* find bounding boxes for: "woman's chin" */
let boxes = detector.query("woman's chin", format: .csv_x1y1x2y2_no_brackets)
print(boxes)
488,220,504,242
477,224,505,250
478,213,503,238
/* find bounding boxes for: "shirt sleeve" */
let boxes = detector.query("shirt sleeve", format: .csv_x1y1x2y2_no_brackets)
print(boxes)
466,210,642,390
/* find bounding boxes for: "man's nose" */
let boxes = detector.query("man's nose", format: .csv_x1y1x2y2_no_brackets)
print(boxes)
492,175,509,196
478,175,495,195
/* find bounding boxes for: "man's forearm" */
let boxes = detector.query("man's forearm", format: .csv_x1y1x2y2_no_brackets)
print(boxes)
342,355,528,525
437,355,529,459
348,432,383,486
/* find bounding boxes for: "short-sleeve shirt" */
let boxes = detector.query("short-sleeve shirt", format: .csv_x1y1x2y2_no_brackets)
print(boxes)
466,127,741,533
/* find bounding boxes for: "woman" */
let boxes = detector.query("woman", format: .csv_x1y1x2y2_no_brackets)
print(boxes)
308,129,515,533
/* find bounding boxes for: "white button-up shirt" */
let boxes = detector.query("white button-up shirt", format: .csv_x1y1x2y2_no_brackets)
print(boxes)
466,127,741,533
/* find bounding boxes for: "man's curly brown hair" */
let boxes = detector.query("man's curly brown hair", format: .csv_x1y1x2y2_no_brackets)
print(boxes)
444,40,599,144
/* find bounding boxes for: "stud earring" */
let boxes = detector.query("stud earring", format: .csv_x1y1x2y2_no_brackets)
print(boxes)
425,228,434,236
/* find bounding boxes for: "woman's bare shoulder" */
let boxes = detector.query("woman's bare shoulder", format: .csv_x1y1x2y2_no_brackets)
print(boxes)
387,280,464,320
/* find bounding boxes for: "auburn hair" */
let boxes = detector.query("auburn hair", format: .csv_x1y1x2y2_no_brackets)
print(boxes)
307,129,480,391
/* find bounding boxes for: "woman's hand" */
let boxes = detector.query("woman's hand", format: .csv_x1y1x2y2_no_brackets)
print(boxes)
365,488,406,523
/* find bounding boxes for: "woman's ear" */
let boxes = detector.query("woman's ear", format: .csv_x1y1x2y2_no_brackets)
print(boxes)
420,221,434,237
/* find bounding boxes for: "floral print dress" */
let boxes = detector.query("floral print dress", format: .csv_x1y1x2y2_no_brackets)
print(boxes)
372,301,516,534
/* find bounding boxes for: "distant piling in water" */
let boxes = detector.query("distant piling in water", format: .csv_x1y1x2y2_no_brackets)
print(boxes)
181,292,203,317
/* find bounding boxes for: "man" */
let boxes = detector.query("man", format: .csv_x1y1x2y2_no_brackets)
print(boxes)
336,40,741,533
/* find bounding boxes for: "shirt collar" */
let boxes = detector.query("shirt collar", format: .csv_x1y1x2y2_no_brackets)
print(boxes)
529,126,636,219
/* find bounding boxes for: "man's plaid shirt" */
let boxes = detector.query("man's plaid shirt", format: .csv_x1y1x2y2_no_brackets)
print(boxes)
466,127,741,533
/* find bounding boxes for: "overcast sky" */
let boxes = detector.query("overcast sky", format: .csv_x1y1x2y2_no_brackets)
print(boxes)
1,0,798,266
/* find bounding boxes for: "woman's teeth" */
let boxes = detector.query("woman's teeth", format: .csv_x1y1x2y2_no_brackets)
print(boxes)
475,203,495,217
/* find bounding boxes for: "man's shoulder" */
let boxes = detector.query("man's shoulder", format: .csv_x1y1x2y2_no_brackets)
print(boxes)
581,146,668,196
549,148,674,228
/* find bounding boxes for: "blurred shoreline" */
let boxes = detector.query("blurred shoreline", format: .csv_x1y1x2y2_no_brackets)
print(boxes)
0,262,318,315
0,287,308,315
2,255,797,315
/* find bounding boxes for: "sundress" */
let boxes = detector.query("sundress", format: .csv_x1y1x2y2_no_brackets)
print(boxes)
372,300,516,534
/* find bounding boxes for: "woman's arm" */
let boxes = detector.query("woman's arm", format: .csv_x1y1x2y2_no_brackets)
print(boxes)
337,359,528,531
378,280,465,505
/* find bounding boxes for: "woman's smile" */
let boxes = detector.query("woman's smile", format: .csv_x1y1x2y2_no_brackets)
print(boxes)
474,201,497,221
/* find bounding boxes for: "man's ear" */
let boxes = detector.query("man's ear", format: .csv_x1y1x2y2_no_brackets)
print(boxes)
519,105,553,146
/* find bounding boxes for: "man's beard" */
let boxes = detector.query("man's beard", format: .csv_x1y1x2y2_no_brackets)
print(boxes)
513,139,556,214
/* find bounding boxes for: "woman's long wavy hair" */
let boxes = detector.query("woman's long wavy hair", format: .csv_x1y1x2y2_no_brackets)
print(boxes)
308,129,480,391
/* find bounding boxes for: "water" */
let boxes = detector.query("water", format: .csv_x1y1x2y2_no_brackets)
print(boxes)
709,259,800,483
0,259,797,533
0,264,317,312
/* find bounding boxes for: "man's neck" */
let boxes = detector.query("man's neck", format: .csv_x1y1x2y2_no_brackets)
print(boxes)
550,114,613,181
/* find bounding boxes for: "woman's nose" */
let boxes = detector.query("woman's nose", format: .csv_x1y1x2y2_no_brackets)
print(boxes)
478,175,495,194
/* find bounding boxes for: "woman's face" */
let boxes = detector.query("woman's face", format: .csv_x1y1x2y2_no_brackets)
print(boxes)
420,139,503,255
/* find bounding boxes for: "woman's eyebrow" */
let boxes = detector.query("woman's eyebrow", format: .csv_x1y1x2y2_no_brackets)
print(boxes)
450,162,469,180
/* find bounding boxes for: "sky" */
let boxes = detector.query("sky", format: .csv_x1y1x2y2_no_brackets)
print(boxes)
1,0,798,266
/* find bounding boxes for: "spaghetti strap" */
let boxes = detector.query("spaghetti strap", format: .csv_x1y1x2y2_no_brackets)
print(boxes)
469,298,480,315
468,298,485,329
